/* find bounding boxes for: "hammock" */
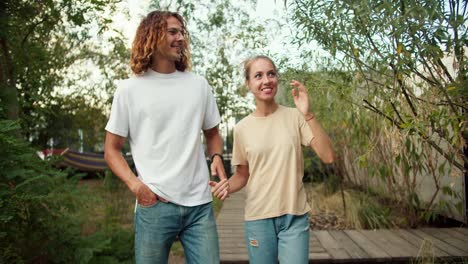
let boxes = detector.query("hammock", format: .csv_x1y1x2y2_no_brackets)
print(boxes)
41,148,133,172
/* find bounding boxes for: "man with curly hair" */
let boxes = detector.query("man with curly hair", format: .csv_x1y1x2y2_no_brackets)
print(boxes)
104,10,226,264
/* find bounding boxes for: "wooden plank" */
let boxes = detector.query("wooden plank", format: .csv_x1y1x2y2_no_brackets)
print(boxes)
218,241,247,247
309,241,327,253
310,232,327,253
393,229,449,257
217,229,245,233
217,224,244,227
219,248,245,254
345,230,391,260
358,229,412,259
443,228,468,243
218,234,244,238
378,229,421,257
217,189,468,263
217,215,244,218
410,229,467,256
420,228,468,254
219,247,248,252
456,227,468,236
219,249,247,254
314,231,350,259
329,230,370,259
220,253,249,262
217,190,248,263
218,213,244,216
308,252,332,260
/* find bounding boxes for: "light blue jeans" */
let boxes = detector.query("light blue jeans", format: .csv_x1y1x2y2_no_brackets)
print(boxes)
244,213,310,264
134,201,220,264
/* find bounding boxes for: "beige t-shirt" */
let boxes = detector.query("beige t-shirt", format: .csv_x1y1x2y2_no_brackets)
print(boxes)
232,105,314,221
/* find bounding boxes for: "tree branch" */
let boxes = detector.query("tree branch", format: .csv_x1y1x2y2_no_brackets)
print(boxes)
363,99,466,172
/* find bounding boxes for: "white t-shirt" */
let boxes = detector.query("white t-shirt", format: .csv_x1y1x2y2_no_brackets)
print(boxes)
105,69,221,206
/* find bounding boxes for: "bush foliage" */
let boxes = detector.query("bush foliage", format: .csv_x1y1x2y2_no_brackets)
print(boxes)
0,120,133,263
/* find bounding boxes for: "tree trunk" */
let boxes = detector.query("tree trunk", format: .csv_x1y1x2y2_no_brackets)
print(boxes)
0,2,19,121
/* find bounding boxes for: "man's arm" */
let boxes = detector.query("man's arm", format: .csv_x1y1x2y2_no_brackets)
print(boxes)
203,126,227,181
104,132,159,206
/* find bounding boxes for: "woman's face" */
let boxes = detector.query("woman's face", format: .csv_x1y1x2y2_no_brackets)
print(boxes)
246,59,278,102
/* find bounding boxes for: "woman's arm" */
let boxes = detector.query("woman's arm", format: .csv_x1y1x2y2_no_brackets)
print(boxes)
290,79,335,164
304,113,335,164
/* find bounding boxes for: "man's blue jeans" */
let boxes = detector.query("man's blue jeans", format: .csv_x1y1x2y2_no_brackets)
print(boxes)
244,213,310,263
135,201,220,264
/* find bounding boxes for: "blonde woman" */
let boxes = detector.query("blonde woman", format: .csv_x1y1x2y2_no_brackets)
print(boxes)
211,55,335,263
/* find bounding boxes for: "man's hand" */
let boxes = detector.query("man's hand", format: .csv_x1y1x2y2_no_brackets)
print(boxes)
133,181,167,206
209,155,229,200
210,154,227,181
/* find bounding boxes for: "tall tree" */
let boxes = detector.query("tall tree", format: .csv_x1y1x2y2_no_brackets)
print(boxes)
0,0,129,142
290,0,467,171
33,94,109,151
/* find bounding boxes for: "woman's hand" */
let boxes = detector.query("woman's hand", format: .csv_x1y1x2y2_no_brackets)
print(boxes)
290,79,310,116
209,179,230,201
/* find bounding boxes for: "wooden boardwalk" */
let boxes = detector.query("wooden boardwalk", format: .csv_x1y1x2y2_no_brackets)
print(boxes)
216,190,468,263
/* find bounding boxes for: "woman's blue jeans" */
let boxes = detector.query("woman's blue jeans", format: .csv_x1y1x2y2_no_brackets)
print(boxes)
134,201,220,264
244,213,310,263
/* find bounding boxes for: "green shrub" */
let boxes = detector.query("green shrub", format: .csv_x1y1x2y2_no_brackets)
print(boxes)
303,148,334,183
358,195,393,229
87,228,134,264
0,120,112,263
323,174,340,195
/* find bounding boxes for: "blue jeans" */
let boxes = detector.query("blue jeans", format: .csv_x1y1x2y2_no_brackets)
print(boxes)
134,201,220,264
244,213,310,264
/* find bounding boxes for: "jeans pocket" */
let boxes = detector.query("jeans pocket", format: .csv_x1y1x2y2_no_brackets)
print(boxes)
138,200,159,208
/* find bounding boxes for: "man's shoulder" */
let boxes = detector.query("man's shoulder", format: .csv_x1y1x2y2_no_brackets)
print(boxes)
115,75,141,88
114,72,162,90
114,71,209,91
179,71,207,82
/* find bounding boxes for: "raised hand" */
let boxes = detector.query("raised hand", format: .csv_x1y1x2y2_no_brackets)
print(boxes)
290,79,310,116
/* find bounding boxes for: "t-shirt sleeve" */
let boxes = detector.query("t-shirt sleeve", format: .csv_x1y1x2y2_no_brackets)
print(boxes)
202,81,221,130
105,81,129,137
231,126,248,165
297,109,314,146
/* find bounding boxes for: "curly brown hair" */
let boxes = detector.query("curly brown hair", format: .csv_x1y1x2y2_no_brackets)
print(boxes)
130,11,191,74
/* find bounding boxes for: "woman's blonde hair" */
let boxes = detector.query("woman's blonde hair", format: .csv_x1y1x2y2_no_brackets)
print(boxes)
243,55,278,81
130,11,191,74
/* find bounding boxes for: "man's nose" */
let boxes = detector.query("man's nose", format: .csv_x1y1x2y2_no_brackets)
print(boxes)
176,31,184,40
